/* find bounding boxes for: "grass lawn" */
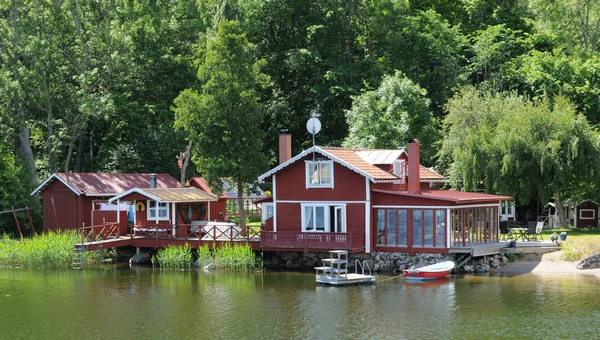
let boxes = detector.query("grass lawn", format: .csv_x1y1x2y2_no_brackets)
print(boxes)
541,228,600,261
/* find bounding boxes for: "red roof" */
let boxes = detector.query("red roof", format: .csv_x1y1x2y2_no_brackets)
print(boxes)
373,189,512,204
32,173,180,196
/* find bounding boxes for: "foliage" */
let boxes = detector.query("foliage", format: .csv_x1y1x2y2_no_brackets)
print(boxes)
344,71,439,164
153,244,193,269
196,243,261,271
440,87,600,208
173,20,269,227
0,231,104,269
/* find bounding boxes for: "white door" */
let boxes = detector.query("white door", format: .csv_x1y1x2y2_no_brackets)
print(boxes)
334,206,344,233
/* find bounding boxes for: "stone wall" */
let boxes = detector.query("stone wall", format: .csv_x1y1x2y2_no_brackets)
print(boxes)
262,251,509,273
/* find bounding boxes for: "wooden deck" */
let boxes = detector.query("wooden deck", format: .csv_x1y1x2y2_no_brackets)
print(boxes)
450,240,560,256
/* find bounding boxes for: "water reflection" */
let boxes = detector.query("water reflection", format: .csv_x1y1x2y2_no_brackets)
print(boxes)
2,269,600,339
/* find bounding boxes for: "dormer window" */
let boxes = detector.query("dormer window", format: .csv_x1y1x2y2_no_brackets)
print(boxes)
306,160,334,188
393,159,406,183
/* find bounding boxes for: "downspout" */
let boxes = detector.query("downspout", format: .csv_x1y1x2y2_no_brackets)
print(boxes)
365,177,371,253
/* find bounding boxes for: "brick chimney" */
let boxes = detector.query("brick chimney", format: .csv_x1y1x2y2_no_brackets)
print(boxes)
279,129,292,164
407,139,420,194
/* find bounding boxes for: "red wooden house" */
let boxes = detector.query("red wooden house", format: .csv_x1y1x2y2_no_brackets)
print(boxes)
574,199,599,229
31,173,179,232
258,135,512,255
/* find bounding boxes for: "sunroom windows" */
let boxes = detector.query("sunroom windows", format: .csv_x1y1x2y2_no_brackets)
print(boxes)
306,160,334,188
376,208,446,248
301,204,345,232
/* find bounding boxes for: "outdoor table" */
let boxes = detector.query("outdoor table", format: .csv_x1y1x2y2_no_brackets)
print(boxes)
509,228,530,241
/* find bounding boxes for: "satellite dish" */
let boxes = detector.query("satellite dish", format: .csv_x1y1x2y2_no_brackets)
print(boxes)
306,117,321,135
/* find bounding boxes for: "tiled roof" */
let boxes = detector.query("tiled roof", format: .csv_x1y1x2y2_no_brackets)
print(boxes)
258,146,445,183
109,187,217,203
320,147,398,180
31,173,179,196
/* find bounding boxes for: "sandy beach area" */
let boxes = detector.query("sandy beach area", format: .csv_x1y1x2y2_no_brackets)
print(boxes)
490,250,600,276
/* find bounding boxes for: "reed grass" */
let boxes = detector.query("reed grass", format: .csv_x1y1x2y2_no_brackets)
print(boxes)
153,244,193,269
194,243,262,271
0,231,104,269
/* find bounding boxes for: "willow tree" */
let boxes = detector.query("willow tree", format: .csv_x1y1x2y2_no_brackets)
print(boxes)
440,87,600,227
173,20,269,228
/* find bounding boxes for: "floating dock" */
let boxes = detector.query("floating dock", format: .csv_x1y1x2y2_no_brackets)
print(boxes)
315,250,376,286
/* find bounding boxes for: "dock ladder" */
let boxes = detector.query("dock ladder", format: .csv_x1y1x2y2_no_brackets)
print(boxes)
355,259,372,276
72,244,87,270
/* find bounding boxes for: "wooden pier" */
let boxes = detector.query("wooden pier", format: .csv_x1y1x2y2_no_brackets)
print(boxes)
315,250,376,286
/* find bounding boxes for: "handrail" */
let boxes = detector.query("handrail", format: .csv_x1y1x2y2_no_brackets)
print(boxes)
80,222,120,243
355,259,372,276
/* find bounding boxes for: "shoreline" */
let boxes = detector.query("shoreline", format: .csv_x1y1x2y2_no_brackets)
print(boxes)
489,251,600,276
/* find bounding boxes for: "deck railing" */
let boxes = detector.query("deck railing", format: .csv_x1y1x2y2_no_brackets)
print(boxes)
131,223,261,244
261,232,365,250
80,222,120,243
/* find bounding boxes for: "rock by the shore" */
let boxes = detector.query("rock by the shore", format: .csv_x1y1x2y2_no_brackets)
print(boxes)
577,253,600,270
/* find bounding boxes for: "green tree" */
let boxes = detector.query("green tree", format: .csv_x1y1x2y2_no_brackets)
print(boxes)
343,71,438,164
173,20,269,228
440,87,600,225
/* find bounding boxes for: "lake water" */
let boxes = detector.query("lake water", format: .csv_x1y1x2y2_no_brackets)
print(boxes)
2,267,599,339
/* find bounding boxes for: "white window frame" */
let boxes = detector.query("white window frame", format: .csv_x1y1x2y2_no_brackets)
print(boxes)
393,159,406,183
579,208,596,220
147,201,169,221
305,160,334,188
301,203,346,232
261,203,274,223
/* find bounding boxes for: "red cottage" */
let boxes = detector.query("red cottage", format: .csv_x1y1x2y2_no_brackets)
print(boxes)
31,173,179,232
258,136,512,255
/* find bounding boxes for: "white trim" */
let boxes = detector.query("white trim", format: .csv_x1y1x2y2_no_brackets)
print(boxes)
258,146,376,183
305,160,334,189
365,177,371,253
272,175,277,232
446,208,451,248
276,200,367,204
117,199,121,224
579,208,596,220
373,203,500,210
31,173,81,196
109,188,162,203
147,201,170,221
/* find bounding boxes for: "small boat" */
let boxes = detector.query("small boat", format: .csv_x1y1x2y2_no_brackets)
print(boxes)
403,261,455,281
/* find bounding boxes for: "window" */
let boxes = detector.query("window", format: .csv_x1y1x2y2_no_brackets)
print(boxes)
302,204,346,232
306,161,334,188
393,159,406,183
580,209,595,220
148,201,169,221
261,203,274,223
376,209,407,247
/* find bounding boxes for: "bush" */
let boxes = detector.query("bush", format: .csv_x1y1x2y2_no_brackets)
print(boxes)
247,215,261,223
153,244,193,269
0,231,105,269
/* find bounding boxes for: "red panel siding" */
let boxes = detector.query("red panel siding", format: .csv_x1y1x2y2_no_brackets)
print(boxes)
276,156,366,201
275,203,301,232
43,180,79,231
576,201,598,228
346,204,365,234
209,199,227,222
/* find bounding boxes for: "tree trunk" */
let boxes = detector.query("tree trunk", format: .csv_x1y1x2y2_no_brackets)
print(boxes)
19,126,38,184
180,141,192,185
555,191,568,228
43,73,55,173
75,134,84,172
64,136,76,173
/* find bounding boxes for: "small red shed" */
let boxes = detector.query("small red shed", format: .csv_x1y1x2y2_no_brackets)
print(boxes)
31,173,179,232
574,199,599,229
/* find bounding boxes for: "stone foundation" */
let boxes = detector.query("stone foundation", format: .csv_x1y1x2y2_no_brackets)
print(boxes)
262,251,510,273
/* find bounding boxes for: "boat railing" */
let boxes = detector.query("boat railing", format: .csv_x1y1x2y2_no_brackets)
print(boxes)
355,259,372,276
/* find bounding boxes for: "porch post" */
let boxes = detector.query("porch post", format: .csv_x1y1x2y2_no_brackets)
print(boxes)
273,175,277,232
117,199,121,224
171,202,176,236
446,208,451,248
365,177,371,253
208,201,211,220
